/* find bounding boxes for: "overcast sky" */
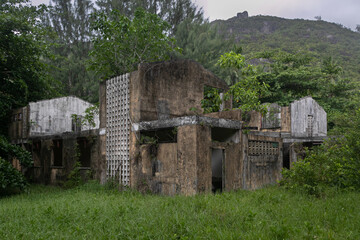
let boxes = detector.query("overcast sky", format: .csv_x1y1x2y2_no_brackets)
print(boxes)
31,0,360,30
193,0,360,30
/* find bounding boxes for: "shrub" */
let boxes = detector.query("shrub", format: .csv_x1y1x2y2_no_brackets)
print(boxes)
0,135,32,168
281,108,360,195
0,157,28,196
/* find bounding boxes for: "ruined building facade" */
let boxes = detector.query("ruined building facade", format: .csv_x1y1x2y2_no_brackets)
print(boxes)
8,96,101,184
98,60,327,195
9,60,327,195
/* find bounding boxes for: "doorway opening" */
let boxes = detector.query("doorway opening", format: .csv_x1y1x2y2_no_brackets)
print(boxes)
211,148,224,193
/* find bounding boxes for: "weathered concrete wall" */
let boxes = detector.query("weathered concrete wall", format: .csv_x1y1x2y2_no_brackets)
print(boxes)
132,125,212,195
211,141,243,191
130,60,229,122
25,131,100,185
244,134,283,189
247,111,262,129
291,96,327,137
205,109,242,121
98,81,107,184
281,107,291,132
8,106,28,142
29,96,99,136
262,103,281,129
195,125,212,193
176,125,198,195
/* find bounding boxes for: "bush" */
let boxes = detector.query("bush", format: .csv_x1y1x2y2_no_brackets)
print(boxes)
0,135,32,168
0,157,28,196
280,108,360,195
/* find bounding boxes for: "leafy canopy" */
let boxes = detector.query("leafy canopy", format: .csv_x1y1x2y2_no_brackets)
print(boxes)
89,8,181,79
0,0,59,135
202,51,269,114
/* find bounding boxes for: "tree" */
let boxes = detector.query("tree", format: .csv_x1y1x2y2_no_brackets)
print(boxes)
0,0,58,135
88,8,181,79
356,24,360,33
254,51,355,132
174,19,236,82
95,0,204,35
42,0,98,103
202,51,269,114
0,0,54,195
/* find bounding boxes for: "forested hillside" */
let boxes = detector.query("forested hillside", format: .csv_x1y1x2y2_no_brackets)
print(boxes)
212,15,360,81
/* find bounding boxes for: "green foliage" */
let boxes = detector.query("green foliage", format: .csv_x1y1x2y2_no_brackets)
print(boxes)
201,86,222,113
89,8,181,79
42,0,98,103
0,157,28,196
205,51,269,114
95,0,204,35
175,20,235,81
0,0,59,135
71,104,99,129
281,108,360,195
63,160,83,189
253,50,355,132
63,143,90,189
214,15,360,84
1,184,360,238
0,136,32,168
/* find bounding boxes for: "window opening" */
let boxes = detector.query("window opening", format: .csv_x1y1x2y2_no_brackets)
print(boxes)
52,139,63,167
307,115,314,137
77,138,91,167
211,127,239,143
32,141,41,167
283,143,290,169
140,128,177,144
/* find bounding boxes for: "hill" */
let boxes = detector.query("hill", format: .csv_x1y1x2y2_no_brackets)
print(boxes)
212,13,360,81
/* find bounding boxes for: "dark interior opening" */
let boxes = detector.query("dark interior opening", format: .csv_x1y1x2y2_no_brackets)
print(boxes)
32,141,41,167
211,127,238,143
53,139,63,167
77,138,91,167
211,148,224,193
283,143,290,169
140,128,177,144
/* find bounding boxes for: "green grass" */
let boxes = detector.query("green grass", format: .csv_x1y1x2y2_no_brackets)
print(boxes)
0,182,359,239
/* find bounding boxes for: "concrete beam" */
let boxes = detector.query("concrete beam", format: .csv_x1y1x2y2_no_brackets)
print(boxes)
132,116,242,131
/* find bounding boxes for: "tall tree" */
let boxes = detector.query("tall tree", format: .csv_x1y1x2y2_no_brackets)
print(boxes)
89,8,181,79
43,0,98,103
175,19,236,82
0,0,58,135
95,0,204,34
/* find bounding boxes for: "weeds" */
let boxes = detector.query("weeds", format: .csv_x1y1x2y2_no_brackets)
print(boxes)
0,184,359,239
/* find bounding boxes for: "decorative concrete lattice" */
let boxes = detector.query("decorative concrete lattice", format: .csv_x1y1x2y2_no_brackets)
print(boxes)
106,73,130,185
248,141,279,156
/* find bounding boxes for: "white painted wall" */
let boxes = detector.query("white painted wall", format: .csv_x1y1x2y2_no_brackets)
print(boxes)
29,96,99,136
290,96,327,138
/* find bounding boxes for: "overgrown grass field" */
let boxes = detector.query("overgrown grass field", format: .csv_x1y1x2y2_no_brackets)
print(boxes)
1,182,359,239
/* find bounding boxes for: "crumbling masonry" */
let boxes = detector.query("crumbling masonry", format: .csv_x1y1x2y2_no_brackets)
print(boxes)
9,60,327,195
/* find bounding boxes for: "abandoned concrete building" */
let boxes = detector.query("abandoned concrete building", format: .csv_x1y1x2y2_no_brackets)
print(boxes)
9,96,101,184
9,60,327,195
